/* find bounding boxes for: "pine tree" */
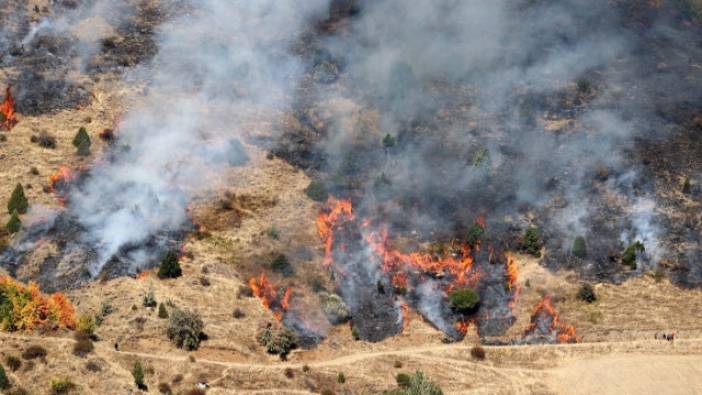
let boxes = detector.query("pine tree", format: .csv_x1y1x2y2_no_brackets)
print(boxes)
6,210,20,234
7,183,28,214
73,127,91,156
132,360,145,388
157,251,182,279
0,364,9,390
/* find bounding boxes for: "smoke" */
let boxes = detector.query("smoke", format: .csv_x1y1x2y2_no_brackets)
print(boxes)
25,0,329,275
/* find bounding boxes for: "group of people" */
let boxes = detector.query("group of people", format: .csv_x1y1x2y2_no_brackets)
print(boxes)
654,332,677,341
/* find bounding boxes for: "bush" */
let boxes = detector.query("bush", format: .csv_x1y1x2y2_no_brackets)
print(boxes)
4,355,21,371
232,308,245,319
158,251,182,279
167,309,204,350
396,373,411,388
143,288,157,308
50,377,75,395
577,283,597,303
683,177,692,194
72,127,91,156
256,326,297,356
572,236,587,258
158,382,172,394
30,131,57,149
321,390,335,395
266,225,280,240
237,285,253,298
0,364,9,389
304,180,328,202
337,372,346,384
7,387,29,395
6,210,21,234
21,345,47,360
448,288,480,314
132,360,145,389
73,335,94,357
383,133,396,150
184,390,206,395
158,303,169,319
85,361,101,372
7,184,28,214
389,371,443,395
393,360,402,369
466,222,485,247
470,345,486,360
622,241,645,269
521,227,542,257
284,367,294,379
270,253,291,275
76,314,96,336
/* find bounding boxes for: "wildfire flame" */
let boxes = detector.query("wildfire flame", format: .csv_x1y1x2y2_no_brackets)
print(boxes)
249,272,292,321
0,86,17,130
454,319,470,336
524,294,580,343
49,166,76,205
317,198,354,267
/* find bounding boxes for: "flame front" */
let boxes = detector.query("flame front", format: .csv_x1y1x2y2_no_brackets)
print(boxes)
524,294,580,343
317,198,354,267
249,272,291,321
0,86,17,130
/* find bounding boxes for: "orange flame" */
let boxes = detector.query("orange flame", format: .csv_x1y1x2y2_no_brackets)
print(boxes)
454,319,470,336
524,294,580,343
0,86,17,130
317,198,354,267
400,301,410,331
505,254,518,291
48,166,75,205
248,273,291,321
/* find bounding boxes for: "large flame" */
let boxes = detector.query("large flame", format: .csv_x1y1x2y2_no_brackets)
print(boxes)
524,294,580,343
0,86,17,130
49,166,76,206
249,272,292,321
316,198,354,267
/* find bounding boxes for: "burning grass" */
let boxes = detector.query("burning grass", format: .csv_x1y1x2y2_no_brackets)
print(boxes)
0,86,18,131
523,294,580,344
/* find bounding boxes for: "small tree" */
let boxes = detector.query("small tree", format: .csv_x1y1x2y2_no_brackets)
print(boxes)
271,253,291,275
466,222,485,247
572,236,587,258
7,183,28,214
6,210,21,234
304,180,328,202
522,227,542,257
132,360,145,389
158,251,182,279
0,364,9,390
76,314,96,336
622,241,645,269
167,309,204,350
158,303,169,319
577,283,597,303
382,133,396,152
448,288,480,314
143,287,157,308
73,127,91,156
683,177,692,194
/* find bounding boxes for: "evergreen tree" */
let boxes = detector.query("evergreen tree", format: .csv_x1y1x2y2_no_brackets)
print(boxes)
158,251,182,279
7,183,28,214
132,360,145,389
683,177,692,194
6,210,20,234
0,364,9,390
572,236,587,258
73,127,91,156
158,302,169,319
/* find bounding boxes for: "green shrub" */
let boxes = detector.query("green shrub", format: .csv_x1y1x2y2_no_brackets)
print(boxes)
396,373,411,388
31,131,57,149
577,283,597,303
337,372,346,384
73,127,91,156
158,251,182,279
521,227,542,257
232,308,245,319
167,309,204,350
4,355,20,371
256,326,297,356
6,210,21,234
132,360,145,388
683,177,692,194
304,180,328,202
158,382,172,394
0,364,9,389
466,222,485,247
143,288,157,308
7,184,28,214
50,377,75,395
158,303,169,319
622,241,644,269
383,133,396,150
448,288,480,314
77,314,96,336
266,225,280,240
572,236,587,258
270,253,291,275
388,371,443,395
